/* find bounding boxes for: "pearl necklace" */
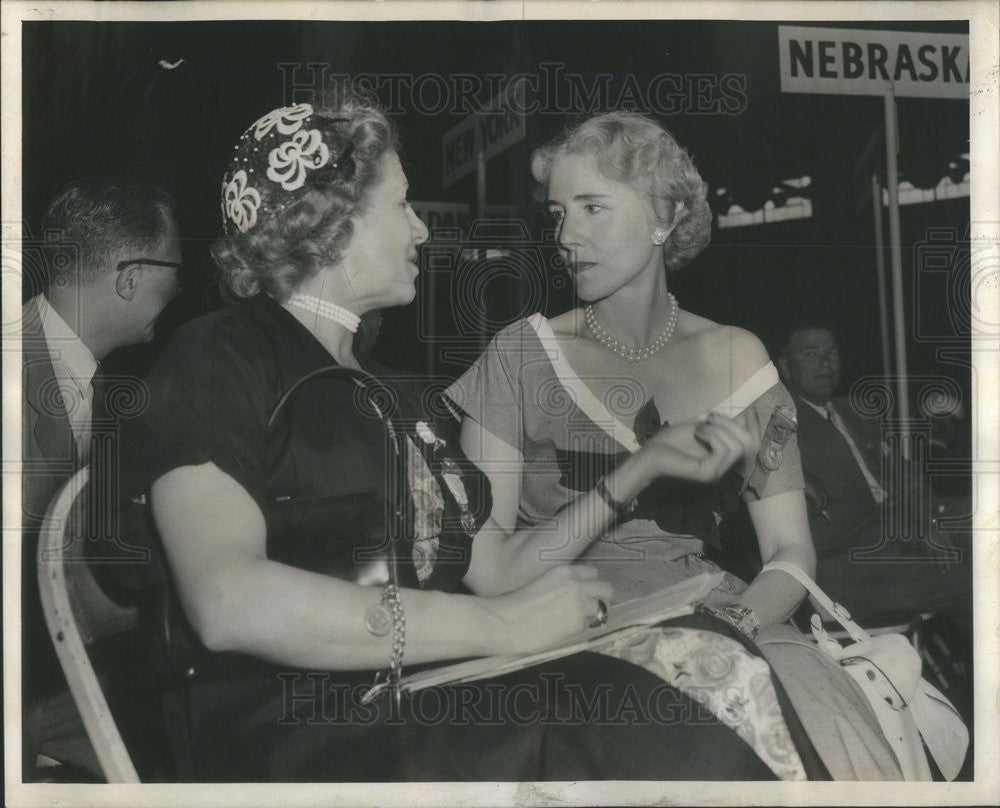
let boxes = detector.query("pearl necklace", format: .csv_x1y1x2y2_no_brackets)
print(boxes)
584,293,679,363
286,293,361,333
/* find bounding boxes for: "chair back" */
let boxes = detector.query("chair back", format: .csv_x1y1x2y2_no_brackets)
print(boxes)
37,466,141,783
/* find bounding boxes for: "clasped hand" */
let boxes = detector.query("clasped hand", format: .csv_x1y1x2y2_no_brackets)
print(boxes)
639,413,756,484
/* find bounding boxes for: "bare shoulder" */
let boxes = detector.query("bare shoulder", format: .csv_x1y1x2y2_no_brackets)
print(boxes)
679,315,770,381
545,308,583,339
713,324,770,370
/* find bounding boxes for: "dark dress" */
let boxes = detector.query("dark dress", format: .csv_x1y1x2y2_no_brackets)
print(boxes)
118,296,820,782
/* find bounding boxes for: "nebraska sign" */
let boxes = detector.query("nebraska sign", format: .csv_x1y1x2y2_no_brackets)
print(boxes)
778,26,969,99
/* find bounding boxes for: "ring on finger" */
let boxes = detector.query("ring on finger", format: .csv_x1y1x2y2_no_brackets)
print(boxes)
588,599,609,629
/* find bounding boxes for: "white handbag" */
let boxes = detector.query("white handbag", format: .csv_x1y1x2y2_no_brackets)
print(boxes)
761,561,969,781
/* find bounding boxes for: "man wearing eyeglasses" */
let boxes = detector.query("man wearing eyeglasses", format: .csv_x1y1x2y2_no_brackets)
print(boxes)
21,176,182,779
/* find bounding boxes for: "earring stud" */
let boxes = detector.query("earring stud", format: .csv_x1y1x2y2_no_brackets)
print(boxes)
652,227,669,246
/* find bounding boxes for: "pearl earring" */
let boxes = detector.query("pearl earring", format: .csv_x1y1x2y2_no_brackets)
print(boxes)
652,226,669,246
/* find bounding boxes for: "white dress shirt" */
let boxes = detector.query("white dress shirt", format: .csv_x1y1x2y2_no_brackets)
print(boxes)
33,294,99,463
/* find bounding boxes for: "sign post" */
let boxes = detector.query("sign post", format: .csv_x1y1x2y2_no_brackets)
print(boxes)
882,82,912,455
779,25,970,448
871,173,892,380
853,124,892,380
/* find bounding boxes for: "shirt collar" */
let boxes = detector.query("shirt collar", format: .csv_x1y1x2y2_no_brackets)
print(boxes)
799,397,832,420
35,294,99,385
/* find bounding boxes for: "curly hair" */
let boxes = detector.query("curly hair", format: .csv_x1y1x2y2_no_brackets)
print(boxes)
531,112,711,272
211,89,399,301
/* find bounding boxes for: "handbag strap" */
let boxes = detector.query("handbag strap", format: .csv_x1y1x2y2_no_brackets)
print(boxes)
267,364,407,589
760,560,872,643
763,562,970,781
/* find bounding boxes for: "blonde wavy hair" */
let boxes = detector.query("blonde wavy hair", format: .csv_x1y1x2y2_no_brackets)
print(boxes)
531,111,711,272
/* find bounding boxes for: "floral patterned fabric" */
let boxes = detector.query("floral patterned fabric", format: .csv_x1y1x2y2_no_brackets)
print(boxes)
596,626,806,780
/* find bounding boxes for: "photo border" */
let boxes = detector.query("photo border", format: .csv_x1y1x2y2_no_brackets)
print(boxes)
2,1,997,806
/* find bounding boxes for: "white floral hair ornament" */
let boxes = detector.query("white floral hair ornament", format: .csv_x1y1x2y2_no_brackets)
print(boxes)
220,104,355,237
223,170,262,234
252,103,313,140
266,129,330,191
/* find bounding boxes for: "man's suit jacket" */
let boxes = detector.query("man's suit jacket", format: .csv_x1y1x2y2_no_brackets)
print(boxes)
22,296,78,524
793,393,885,556
22,296,84,701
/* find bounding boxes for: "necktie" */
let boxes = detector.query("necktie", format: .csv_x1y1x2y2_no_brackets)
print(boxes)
90,364,107,426
67,367,97,467
826,404,886,504
78,364,107,467
85,365,118,544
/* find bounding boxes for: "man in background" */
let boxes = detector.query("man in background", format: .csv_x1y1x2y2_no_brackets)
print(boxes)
22,177,182,778
777,325,971,627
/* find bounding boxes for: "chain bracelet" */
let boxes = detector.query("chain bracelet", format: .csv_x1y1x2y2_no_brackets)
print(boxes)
359,582,406,707
383,583,405,707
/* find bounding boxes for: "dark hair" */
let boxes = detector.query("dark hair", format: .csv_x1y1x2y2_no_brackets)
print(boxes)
778,323,839,359
41,177,176,287
211,87,399,301
531,111,711,272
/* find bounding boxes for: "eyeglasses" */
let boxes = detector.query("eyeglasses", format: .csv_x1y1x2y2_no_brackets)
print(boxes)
116,258,184,273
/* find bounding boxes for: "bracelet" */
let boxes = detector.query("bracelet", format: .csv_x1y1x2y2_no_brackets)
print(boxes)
709,604,760,640
360,583,406,708
596,476,637,518
384,584,406,706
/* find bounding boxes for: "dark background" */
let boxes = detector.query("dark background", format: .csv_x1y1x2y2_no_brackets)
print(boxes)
21,19,971,416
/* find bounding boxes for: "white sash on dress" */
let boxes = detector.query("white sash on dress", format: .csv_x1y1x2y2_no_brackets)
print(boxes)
525,313,780,452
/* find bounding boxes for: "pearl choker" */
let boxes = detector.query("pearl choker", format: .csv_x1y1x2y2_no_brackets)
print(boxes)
585,293,679,363
286,293,361,333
